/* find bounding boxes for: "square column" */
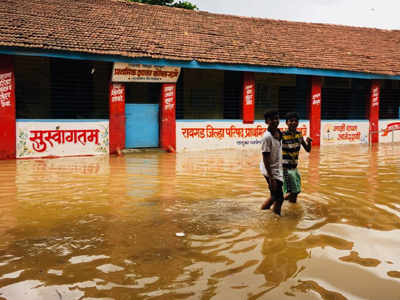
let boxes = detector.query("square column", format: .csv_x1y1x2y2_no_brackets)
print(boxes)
309,76,322,146
160,83,176,152
0,55,16,159
369,80,380,144
242,72,255,124
109,83,126,154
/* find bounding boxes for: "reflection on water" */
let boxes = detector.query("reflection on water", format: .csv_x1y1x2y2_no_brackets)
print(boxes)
1,144,400,299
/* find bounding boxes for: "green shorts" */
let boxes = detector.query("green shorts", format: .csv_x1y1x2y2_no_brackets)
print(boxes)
283,168,301,194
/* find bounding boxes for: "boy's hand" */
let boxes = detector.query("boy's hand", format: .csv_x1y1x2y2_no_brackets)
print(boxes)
306,137,313,144
270,179,278,192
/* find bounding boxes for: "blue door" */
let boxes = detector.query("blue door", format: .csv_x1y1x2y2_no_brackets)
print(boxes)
126,104,159,148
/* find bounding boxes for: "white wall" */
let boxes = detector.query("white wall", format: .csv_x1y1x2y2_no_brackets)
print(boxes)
16,120,109,158
176,120,309,152
379,120,400,143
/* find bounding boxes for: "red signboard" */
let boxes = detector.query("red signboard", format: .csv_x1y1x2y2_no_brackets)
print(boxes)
369,81,380,144
109,83,125,154
160,83,176,152
0,55,16,159
309,77,322,146
242,72,255,124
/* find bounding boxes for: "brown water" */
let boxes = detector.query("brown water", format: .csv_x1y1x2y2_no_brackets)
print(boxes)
0,144,400,300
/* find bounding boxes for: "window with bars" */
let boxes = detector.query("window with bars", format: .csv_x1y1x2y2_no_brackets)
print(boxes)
176,69,241,120
380,80,400,119
15,56,111,119
255,74,308,120
322,78,369,120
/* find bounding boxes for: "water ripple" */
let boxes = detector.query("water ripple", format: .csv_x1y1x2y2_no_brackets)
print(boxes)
0,144,400,299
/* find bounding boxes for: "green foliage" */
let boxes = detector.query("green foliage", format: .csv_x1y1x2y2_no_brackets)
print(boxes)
171,1,198,9
128,0,198,10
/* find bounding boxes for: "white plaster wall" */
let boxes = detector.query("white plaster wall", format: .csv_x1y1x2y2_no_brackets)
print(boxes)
16,120,109,158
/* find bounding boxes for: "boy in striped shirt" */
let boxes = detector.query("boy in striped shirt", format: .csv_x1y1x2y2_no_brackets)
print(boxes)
282,112,312,203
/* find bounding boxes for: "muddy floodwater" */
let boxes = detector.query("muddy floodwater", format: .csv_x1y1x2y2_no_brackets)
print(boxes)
0,144,400,300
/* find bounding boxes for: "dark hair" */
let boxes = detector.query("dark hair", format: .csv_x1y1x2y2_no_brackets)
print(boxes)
284,111,300,121
264,109,279,121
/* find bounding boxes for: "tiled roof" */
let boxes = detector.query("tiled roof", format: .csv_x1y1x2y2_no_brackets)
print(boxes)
2,0,400,75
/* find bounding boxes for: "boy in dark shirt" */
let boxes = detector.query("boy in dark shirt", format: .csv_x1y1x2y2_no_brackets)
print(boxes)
282,112,312,203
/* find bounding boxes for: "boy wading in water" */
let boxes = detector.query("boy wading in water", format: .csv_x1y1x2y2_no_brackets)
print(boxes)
282,112,312,203
260,109,284,215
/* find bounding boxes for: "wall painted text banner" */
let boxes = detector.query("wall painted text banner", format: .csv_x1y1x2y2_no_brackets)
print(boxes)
176,121,309,152
322,121,369,144
0,72,12,108
17,121,109,158
112,63,181,83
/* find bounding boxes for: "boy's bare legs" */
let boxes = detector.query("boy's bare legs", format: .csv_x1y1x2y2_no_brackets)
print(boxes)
284,193,298,203
261,197,274,210
261,177,284,215
272,199,283,215
289,193,298,203
261,176,274,210
272,180,284,216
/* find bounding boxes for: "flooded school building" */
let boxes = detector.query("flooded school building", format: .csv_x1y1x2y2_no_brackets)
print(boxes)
1,0,400,160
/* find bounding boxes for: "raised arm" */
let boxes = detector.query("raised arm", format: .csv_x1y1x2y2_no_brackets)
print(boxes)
301,136,312,152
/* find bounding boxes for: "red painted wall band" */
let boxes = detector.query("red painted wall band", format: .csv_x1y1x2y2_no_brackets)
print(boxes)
369,81,380,144
109,83,125,154
242,72,255,124
160,83,176,152
309,76,322,146
0,55,16,159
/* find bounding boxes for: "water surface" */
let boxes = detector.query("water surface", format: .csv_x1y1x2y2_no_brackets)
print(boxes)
0,144,399,299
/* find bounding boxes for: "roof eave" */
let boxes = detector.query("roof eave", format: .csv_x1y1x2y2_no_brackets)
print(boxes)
1,46,399,80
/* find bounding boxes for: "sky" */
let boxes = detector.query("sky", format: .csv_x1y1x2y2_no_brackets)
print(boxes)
189,0,400,30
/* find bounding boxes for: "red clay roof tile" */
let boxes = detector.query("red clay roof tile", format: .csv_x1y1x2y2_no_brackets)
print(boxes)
1,0,400,75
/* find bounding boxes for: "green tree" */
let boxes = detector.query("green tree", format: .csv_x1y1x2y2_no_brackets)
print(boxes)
129,0,198,10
